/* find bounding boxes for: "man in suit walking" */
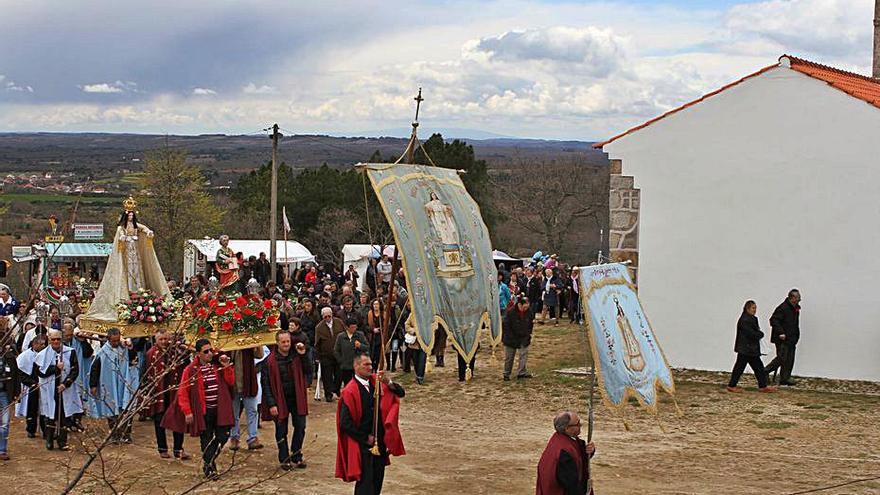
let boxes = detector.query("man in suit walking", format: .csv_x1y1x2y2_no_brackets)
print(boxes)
765,289,801,386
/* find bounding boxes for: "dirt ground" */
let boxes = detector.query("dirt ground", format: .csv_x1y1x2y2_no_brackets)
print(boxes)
2,322,879,494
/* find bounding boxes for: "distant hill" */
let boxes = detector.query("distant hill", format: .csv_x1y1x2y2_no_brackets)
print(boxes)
0,132,607,185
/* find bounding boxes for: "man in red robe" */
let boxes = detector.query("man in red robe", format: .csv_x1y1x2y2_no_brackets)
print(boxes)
536,411,596,495
261,331,311,470
162,338,235,479
145,329,190,460
336,352,405,495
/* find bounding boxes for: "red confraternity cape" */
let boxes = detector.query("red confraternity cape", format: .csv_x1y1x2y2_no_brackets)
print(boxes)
335,374,405,482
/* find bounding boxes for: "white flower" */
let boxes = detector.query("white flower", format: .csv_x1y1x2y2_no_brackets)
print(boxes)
136,306,143,312
150,315,157,322
149,307,155,314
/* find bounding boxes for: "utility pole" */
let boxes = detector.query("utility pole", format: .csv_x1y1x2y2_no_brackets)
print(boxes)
269,123,282,283
873,0,880,78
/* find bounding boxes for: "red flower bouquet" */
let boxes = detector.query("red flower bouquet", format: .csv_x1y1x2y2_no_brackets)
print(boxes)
186,292,281,336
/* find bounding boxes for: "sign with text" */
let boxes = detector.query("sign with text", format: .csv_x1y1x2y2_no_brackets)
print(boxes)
73,223,104,241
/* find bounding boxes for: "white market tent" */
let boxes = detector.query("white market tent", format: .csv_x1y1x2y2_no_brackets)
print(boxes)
342,244,397,291
492,250,520,263
184,238,315,280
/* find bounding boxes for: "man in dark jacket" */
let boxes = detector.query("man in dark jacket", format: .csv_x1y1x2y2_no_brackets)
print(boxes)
726,301,775,393
502,296,534,381
314,307,345,401
261,331,310,470
764,289,801,386
254,252,271,287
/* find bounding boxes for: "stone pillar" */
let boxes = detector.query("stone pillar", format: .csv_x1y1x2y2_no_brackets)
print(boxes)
608,159,640,282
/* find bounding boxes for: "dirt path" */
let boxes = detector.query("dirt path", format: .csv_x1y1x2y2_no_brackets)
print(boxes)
2,322,879,494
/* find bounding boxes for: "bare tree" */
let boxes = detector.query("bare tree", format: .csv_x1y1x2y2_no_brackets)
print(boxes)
489,157,608,263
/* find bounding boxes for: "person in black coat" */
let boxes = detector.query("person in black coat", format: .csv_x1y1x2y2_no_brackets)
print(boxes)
764,289,801,386
727,300,775,393
502,295,534,381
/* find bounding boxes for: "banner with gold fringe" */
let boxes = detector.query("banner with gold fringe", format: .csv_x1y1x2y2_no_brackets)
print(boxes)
578,263,675,412
363,163,501,363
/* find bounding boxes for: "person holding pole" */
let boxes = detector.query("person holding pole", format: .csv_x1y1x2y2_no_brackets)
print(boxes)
536,411,596,495
335,353,405,495
36,329,83,451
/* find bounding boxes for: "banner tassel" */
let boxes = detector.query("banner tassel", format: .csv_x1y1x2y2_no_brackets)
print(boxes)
489,346,498,368
465,364,473,382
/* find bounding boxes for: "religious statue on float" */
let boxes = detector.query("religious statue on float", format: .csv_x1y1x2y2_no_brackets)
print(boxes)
215,235,239,294
83,197,170,321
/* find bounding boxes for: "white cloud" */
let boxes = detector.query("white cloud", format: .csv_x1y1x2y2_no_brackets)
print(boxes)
723,0,872,63
80,80,139,94
1,75,34,93
242,83,277,95
81,83,123,93
192,87,217,95
465,26,627,77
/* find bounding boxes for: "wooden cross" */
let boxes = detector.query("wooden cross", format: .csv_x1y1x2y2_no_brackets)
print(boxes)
413,88,424,123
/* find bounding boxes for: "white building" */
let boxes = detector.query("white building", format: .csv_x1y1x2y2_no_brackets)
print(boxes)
595,55,880,382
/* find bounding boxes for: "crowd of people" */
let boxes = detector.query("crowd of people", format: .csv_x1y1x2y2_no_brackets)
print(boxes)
0,247,607,493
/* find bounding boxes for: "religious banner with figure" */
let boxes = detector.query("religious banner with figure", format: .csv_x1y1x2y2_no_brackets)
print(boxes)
578,263,675,412
363,163,501,362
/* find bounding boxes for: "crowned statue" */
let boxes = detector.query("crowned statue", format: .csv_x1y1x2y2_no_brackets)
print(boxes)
84,196,170,321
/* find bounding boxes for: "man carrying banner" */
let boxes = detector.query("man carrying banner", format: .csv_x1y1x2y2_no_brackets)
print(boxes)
536,411,596,495
336,353,405,495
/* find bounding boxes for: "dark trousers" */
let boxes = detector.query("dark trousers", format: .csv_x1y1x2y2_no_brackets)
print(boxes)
354,447,387,495
25,394,45,436
199,408,231,468
457,354,476,381
274,412,307,464
765,343,796,383
728,353,768,388
44,400,71,449
153,413,184,454
320,358,337,398
403,348,427,379
108,415,132,441
339,369,354,388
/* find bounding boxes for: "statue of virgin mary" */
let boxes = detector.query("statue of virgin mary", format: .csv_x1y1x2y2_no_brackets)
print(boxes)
84,196,170,321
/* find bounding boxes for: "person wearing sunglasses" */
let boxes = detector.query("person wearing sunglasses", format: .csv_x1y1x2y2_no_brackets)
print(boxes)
161,338,234,479
536,411,597,495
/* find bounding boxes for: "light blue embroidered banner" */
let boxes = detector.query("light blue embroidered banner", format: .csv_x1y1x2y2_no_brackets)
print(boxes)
578,263,675,411
365,163,501,361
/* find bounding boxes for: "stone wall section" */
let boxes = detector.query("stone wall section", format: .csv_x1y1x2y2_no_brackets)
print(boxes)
608,159,640,282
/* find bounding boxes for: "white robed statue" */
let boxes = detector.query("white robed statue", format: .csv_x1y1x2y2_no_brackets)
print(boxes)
84,196,170,321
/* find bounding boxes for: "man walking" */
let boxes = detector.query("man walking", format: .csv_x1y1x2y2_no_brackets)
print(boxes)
764,289,801,386
162,339,235,479
36,329,83,451
536,411,596,495
145,329,189,460
502,295,534,381
261,331,311,470
334,317,369,387
89,327,139,443
229,346,264,452
314,307,345,401
336,353,405,495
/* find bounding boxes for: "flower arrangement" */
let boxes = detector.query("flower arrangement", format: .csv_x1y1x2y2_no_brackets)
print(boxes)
116,289,177,324
187,292,280,336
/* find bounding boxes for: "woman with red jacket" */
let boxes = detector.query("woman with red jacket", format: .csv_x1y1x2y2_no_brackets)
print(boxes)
162,338,235,479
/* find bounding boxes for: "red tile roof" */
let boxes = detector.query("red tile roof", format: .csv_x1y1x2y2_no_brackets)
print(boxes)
594,55,880,149
785,55,880,109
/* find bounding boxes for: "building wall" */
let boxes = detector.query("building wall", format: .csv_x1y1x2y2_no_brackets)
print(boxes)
608,159,640,281
603,65,880,381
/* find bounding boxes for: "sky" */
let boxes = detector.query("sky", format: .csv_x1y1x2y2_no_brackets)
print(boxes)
0,0,874,140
